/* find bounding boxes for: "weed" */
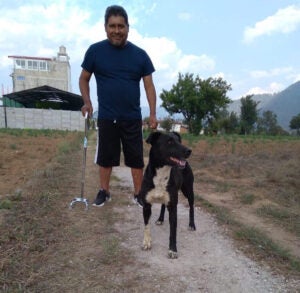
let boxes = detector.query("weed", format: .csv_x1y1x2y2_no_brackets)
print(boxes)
235,226,291,262
215,181,231,193
231,142,236,154
10,189,23,202
58,141,73,155
256,205,300,237
196,195,237,225
253,179,265,188
9,143,17,150
0,199,13,209
100,237,121,264
240,193,255,205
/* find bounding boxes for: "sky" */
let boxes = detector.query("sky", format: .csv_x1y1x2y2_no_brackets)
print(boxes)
1,0,300,110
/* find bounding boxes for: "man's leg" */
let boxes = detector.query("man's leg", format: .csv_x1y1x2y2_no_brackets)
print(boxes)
100,166,112,193
92,166,112,207
131,167,143,195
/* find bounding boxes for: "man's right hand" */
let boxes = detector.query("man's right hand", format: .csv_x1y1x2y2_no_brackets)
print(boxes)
81,103,93,117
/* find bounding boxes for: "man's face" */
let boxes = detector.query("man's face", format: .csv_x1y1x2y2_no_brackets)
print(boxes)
105,15,129,47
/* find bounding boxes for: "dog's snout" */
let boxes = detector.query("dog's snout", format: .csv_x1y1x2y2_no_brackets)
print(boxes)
185,149,192,157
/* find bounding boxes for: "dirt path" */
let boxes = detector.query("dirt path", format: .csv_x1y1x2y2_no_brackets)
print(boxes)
108,166,299,293
62,135,299,292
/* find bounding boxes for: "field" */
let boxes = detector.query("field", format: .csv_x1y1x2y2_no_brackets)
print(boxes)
0,128,299,292
189,134,300,263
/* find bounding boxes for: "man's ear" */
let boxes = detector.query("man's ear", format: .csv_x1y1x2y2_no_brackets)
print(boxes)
146,131,162,145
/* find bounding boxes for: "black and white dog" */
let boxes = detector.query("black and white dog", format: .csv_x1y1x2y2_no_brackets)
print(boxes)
137,131,196,258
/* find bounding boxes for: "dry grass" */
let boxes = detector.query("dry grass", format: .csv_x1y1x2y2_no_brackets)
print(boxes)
188,135,300,274
0,130,137,292
0,130,300,291
0,132,81,291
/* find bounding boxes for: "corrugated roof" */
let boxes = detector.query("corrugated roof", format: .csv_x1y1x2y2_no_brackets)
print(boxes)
3,85,83,111
8,55,52,61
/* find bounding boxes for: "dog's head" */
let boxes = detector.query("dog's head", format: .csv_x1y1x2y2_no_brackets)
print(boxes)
146,131,191,169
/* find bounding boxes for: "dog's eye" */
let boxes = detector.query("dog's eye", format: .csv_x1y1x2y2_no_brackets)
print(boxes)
167,138,174,144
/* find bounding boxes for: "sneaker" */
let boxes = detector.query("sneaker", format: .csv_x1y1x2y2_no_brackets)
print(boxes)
133,194,143,208
93,189,111,207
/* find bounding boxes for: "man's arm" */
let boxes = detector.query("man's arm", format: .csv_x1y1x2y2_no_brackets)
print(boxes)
79,69,93,117
143,74,158,129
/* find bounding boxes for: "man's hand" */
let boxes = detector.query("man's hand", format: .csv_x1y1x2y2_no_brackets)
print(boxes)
81,103,93,117
149,114,158,129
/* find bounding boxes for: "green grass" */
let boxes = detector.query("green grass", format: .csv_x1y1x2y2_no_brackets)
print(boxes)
9,143,17,150
215,181,232,193
196,195,238,226
240,193,255,205
0,199,13,210
0,128,76,138
256,205,300,237
235,226,292,260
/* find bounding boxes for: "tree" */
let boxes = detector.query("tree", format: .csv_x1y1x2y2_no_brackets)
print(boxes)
290,113,300,135
256,110,280,135
240,95,259,135
218,111,240,134
160,73,231,135
160,117,173,132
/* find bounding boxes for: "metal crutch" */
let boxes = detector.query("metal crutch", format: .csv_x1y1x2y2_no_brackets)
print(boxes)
69,112,89,210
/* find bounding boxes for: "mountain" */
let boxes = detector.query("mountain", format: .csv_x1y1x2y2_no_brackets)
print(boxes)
228,81,300,130
141,106,183,120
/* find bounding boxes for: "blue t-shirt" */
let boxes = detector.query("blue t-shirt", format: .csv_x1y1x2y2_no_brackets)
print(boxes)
81,39,155,120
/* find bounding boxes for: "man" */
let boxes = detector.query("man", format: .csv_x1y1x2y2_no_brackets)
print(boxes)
79,5,158,207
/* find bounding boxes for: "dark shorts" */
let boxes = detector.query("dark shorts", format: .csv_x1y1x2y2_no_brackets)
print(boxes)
95,119,144,168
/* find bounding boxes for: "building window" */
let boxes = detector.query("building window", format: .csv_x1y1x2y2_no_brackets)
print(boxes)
28,60,39,70
17,76,25,80
14,58,48,71
39,61,48,71
33,61,38,70
15,59,26,69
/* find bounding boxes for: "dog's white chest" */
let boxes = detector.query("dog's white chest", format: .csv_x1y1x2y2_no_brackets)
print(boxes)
146,166,171,205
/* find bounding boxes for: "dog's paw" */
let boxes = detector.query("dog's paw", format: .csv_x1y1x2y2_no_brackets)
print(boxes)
168,250,178,259
155,220,163,225
142,241,152,250
143,226,151,250
188,224,196,231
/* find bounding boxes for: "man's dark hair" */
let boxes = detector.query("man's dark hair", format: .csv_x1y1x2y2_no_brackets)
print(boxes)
105,5,129,26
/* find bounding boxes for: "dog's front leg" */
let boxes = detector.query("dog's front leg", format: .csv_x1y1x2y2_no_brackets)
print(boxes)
181,164,196,230
142,203,152,250
167,203,178,259
188,196,196,231
156,204,166,225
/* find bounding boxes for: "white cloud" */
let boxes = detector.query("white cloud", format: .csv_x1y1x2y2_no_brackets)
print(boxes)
243,5,300,43
245,82,284,96
128,28,216,102
0,2,101,60
177,54,215,76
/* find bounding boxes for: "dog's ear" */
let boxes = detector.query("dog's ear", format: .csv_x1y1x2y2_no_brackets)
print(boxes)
171,131,182,143
146,131,162,145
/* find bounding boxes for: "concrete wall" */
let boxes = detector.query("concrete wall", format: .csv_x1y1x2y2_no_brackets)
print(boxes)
0,107,85,131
